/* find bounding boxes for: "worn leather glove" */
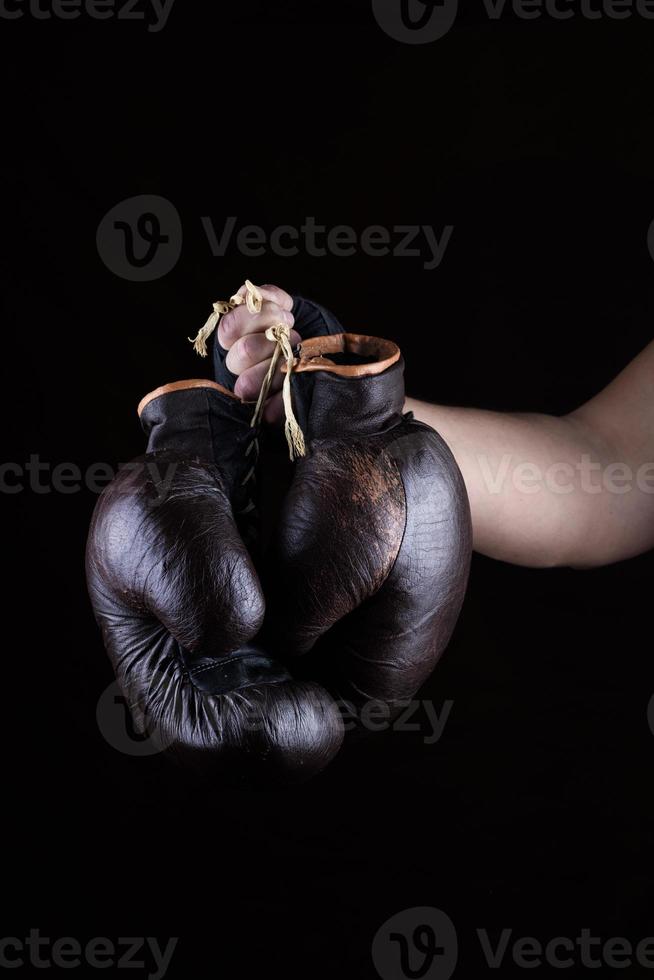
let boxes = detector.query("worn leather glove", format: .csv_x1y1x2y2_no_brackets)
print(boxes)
86,379,344,781
263,331,472,715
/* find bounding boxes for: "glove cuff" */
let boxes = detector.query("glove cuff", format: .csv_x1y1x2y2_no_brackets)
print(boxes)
137,379,237,417
292,333,400,377
137,379,254,495
287,334,406,443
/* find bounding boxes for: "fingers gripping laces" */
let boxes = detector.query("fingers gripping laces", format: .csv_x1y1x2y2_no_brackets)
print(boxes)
189,279,306,462
189,280,262,358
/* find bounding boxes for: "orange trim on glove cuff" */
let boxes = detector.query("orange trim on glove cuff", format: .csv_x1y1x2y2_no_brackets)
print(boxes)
288,333,400,378
137,379,238,417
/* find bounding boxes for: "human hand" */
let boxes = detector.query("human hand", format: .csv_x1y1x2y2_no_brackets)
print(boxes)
218,284,300,424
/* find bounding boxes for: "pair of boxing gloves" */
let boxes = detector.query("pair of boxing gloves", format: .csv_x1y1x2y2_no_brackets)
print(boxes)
86,292,472,783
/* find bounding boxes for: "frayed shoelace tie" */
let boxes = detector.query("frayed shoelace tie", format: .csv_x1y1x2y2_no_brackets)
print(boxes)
189,279,306,461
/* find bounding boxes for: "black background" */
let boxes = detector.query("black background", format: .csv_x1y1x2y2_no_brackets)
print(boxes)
3,1,654,976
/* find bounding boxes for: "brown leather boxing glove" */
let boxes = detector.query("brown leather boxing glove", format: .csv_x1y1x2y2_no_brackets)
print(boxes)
263,332,472,717
86,379,344,782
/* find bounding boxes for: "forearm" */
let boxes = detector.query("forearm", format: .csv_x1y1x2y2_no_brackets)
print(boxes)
405,397,654,568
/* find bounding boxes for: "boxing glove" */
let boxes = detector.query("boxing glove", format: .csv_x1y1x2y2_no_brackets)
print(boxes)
264,331,472,715
86,379,343,781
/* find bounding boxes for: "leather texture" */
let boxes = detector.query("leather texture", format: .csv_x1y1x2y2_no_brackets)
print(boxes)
264,322,473,715
86,382,344,782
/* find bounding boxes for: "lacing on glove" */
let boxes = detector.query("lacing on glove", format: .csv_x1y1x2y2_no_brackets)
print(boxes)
190,279,306,461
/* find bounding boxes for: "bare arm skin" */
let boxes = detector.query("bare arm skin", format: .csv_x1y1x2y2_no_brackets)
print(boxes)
406,341,654,568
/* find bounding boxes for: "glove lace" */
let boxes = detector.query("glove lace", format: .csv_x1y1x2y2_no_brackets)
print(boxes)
190,279,306,461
